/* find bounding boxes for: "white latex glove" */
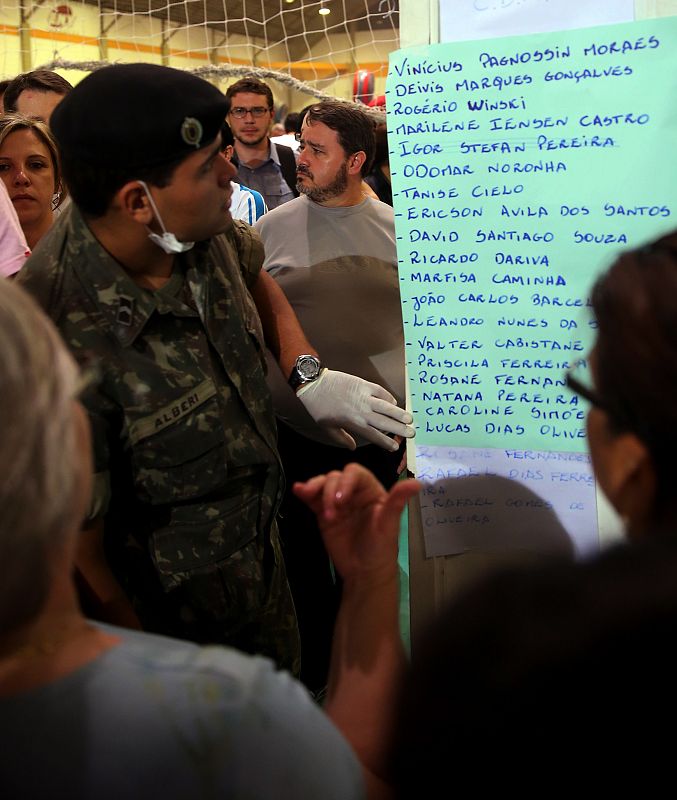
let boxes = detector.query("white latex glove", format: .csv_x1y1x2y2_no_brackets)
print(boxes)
296,369,415,451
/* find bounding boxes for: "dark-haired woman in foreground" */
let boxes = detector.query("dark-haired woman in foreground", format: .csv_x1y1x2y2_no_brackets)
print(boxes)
387,230,677,793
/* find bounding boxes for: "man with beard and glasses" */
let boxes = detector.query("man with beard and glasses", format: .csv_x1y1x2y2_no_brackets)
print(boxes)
255,100,411,694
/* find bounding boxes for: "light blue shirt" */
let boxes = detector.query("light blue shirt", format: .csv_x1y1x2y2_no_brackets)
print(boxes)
0,625,365,800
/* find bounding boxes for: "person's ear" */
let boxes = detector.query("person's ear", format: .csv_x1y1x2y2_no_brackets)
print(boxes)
600,432,656,538
223,144,234,162
116,181,154,225
52,177,65,210
348,151,366,175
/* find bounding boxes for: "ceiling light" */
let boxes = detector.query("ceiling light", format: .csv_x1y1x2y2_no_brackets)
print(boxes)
319,2,330,14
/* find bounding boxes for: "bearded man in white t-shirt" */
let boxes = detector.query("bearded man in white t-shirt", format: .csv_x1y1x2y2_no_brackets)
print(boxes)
255,101,411,693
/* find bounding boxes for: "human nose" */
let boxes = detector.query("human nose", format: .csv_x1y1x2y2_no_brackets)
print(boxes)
13,167,29,185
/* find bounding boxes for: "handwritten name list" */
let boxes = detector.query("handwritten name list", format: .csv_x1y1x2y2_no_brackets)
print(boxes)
388,16,677,453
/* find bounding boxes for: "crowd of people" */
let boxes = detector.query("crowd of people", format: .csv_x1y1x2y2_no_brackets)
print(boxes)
0,62,676,797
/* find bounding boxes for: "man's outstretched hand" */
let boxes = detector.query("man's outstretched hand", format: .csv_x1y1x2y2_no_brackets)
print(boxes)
296,369,415,452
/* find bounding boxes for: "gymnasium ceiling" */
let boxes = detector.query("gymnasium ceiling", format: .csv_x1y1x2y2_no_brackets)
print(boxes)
92,0,400,62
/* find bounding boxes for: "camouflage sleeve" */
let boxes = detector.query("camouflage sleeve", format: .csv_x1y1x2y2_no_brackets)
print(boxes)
15,252,66,320
14,214,69,319
225,219,265,291
82,386,116,519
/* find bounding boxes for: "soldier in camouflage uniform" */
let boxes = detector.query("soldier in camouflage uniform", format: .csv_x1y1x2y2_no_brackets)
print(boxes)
17,64,414,676
15,65,309,669
20,205,300,670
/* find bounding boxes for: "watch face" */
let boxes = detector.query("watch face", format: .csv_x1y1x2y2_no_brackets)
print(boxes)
297,355,320,379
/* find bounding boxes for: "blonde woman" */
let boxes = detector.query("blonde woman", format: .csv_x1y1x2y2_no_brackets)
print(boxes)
0,113,63,250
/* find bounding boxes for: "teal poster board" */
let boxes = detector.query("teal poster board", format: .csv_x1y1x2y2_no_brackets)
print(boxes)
388,16,677,453
387,16,677,557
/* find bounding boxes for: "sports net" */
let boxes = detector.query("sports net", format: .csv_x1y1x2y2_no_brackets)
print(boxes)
0,0,399,107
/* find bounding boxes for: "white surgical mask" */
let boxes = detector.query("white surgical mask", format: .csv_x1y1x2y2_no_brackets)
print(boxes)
137,180,195,254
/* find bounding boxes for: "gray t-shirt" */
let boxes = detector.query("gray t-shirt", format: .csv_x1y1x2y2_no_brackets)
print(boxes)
0,626,364,800
256,195,405,445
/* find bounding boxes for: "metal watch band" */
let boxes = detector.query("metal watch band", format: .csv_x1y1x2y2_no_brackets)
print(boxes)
288,354,322,391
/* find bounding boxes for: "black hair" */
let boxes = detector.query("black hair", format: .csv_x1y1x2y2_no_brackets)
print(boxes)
284,112,300,134
390,535,677,793
372,122,389,168
590,231,677,517
61,154,184,218
220,121,234,149
3,69,72,113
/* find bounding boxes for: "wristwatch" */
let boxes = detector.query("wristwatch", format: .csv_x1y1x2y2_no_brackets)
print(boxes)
288,354,322,391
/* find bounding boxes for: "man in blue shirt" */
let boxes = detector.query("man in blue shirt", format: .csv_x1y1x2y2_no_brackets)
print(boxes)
225,78,299,210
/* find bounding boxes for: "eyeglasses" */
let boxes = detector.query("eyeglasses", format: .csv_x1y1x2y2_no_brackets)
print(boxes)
229,106,271,119
565,358,606,411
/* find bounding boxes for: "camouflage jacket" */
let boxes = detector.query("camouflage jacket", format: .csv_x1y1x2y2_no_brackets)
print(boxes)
17,206,283,594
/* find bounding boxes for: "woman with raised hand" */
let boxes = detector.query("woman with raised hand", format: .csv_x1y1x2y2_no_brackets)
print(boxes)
0,277,421,799
387,230,677,794
567,231,677,541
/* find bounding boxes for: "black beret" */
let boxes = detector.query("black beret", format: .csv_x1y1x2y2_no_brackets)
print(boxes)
220,120,234,149
51,63,229,168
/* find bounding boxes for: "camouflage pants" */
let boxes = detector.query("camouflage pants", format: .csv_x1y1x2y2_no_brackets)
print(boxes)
123,523,301,676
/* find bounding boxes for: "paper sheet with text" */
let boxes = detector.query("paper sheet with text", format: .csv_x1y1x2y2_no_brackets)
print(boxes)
388,15,677,557
440,0,634,43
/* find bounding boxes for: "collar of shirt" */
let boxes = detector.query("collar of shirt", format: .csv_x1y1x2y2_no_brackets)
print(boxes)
268,141,282,166
236,140,279,169
66,205,209,348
